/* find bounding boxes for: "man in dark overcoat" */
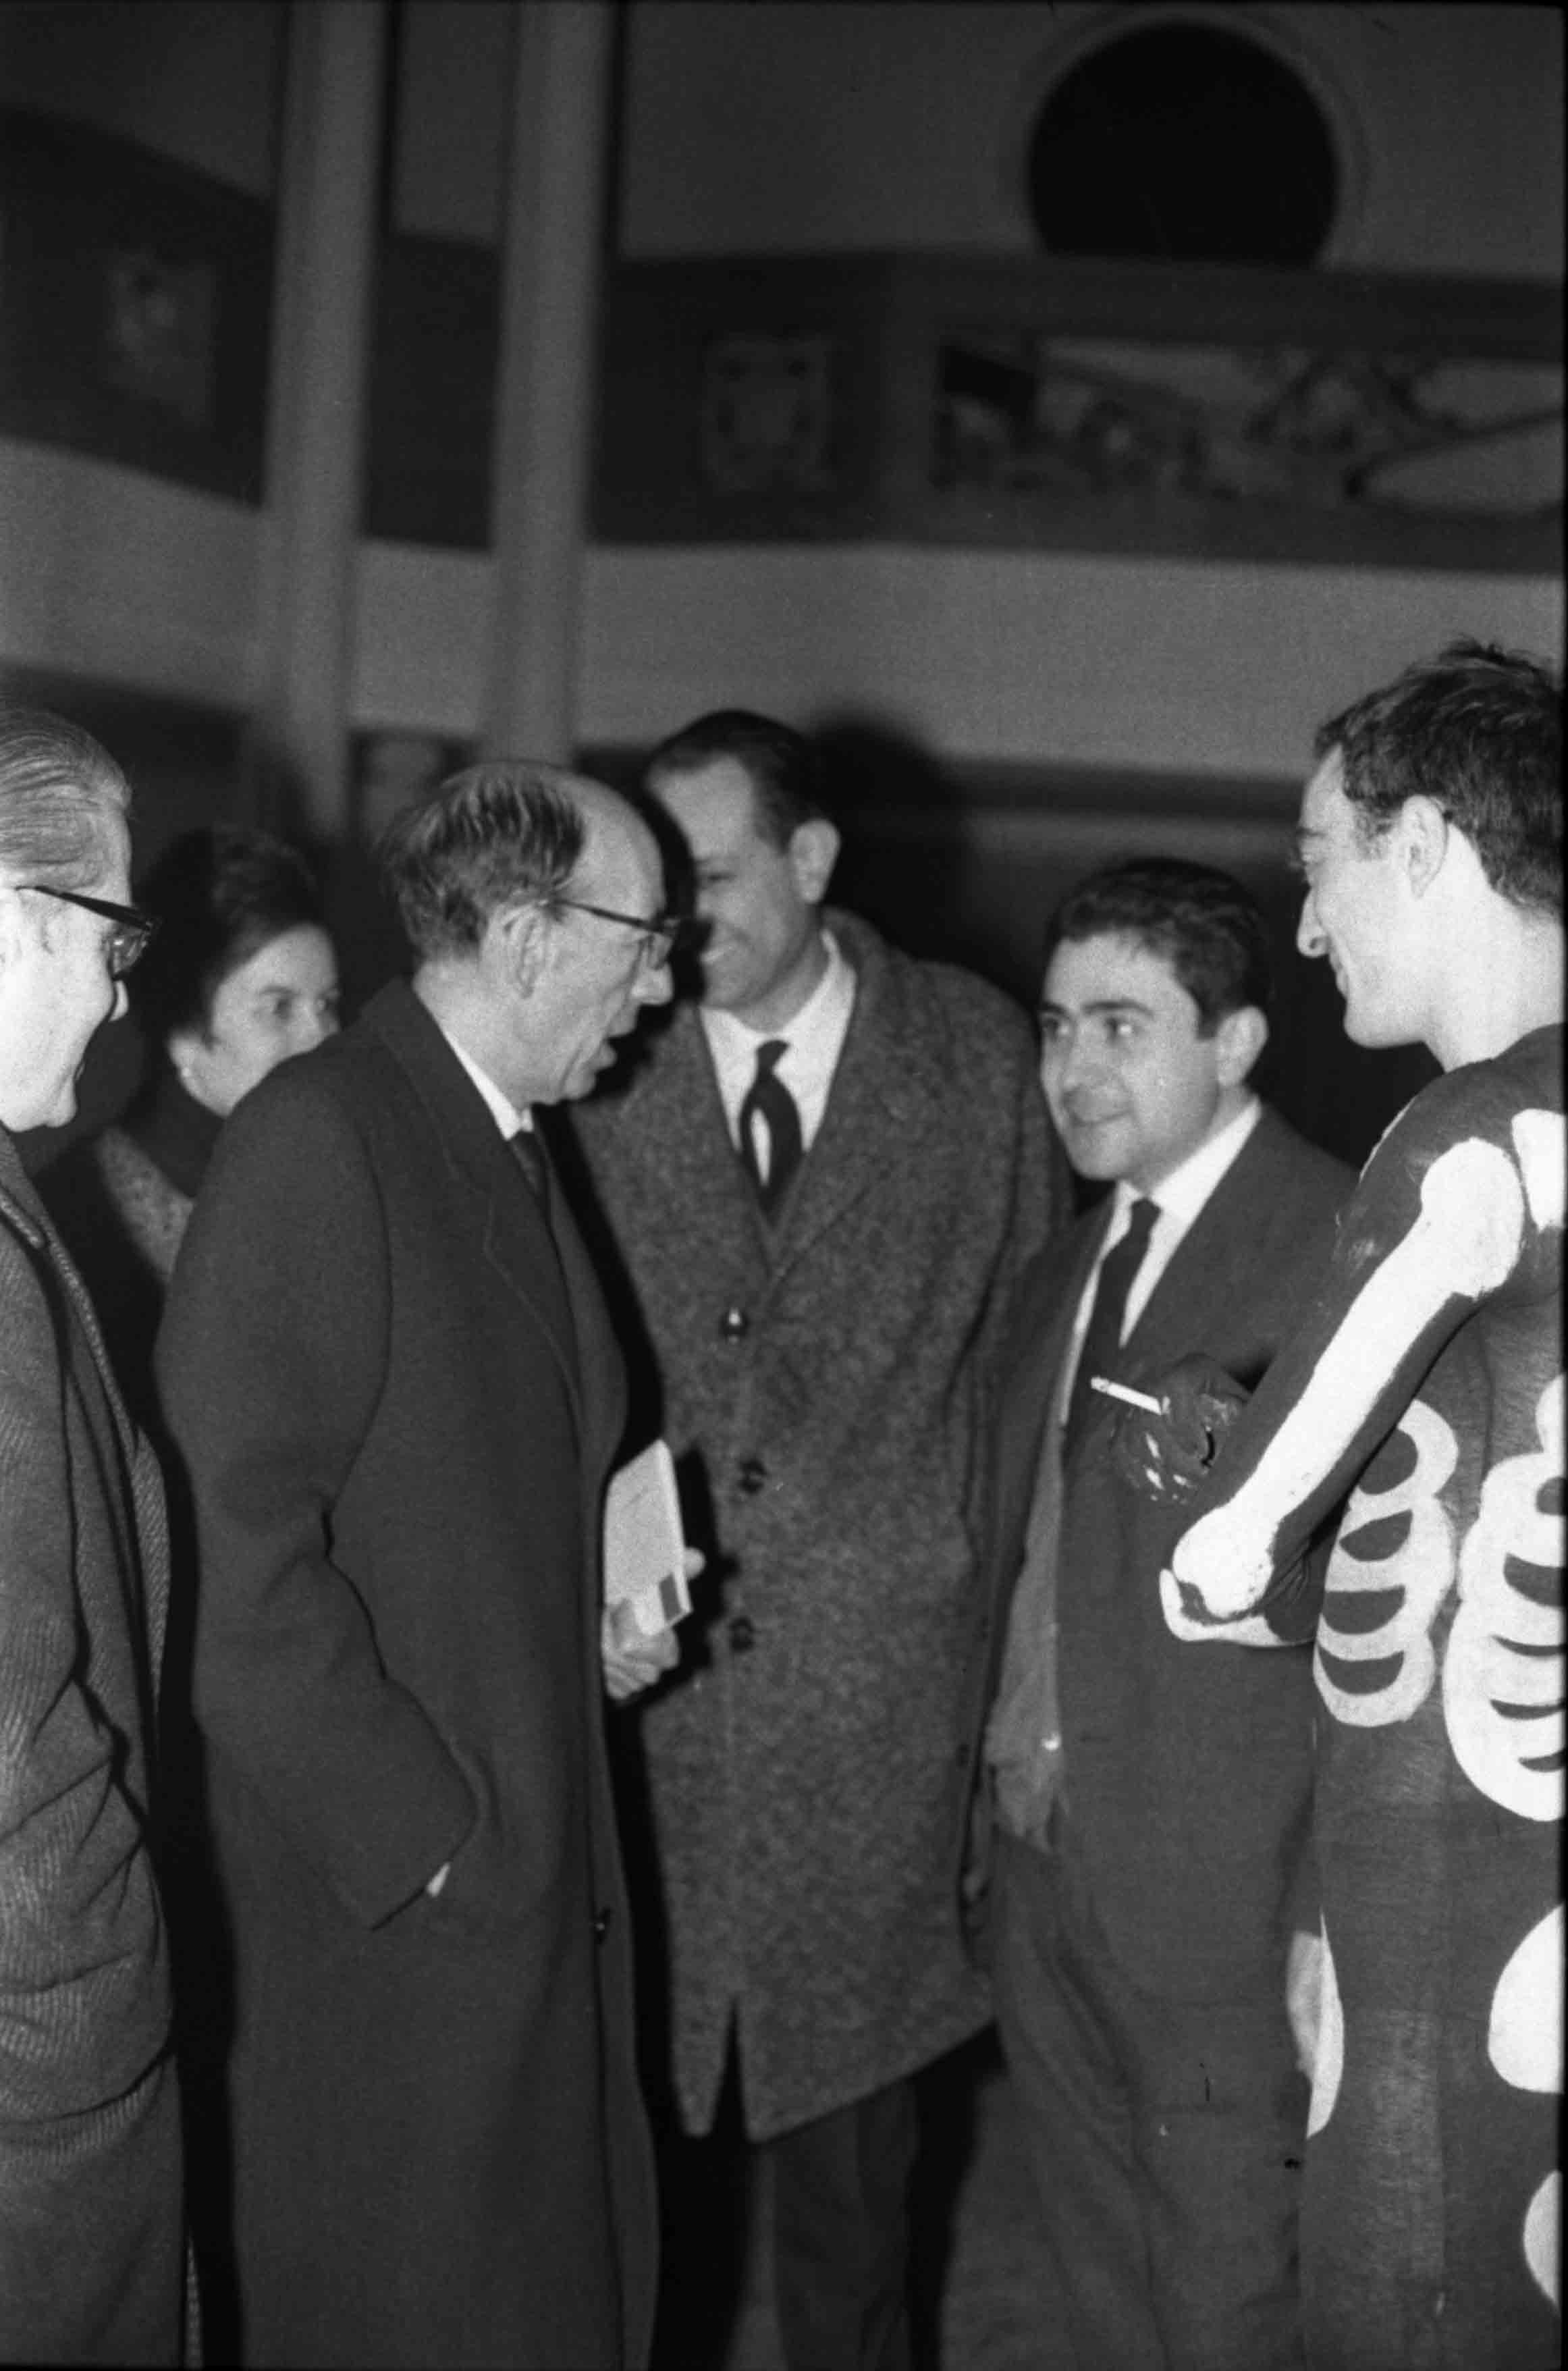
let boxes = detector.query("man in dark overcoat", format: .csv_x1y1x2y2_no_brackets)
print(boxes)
156,763,675,2370
566,710,1066,2371
0,709,184,2364
962,859,1350,2371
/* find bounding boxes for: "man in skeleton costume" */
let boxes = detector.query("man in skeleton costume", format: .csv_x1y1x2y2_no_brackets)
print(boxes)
1118,641,1561,2371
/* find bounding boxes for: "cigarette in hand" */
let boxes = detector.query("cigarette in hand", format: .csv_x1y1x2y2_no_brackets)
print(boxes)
1088,1375,1163,1414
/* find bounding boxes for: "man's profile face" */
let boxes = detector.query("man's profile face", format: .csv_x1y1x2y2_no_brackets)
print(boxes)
526,793,672,1102
1038,930,1240,1194
1295,752,1414,1048
0,808,131,1133
651,757,826,1029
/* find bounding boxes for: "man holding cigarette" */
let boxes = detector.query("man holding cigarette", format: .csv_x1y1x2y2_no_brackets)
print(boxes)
962,857,1349,2370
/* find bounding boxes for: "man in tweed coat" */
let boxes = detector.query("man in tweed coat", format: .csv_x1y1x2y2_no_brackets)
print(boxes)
0,710,183,2364
567,711,1065,2370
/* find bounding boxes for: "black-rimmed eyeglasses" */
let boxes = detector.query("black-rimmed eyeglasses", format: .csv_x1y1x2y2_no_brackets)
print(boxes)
551,897,679,971
25,884,157,978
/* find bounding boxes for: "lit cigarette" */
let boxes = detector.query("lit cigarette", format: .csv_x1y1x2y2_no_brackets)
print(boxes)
1088,1375,1163,1414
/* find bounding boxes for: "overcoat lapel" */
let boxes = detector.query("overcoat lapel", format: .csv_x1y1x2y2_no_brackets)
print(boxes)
764,921,957,1278
1117,1111,1288,1383
366,986,586,1417
0,1140,165,1681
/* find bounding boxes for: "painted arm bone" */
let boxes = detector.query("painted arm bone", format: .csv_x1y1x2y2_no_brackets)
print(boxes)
1165,1133,1526,1624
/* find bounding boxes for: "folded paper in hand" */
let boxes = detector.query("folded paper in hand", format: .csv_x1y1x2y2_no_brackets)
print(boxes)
604,1440,690,1638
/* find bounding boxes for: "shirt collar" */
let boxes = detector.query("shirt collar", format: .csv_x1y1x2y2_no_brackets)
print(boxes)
1110,1092,1262,1232
700,929,853,1071
435,1021,530,1139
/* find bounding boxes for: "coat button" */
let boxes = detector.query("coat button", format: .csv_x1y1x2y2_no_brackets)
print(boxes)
728,1615,757,1653
719,1306,749,1341
737,1456,766,1495
593,1907,612,1944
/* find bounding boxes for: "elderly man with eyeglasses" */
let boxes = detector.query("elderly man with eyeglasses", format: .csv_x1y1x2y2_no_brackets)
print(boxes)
0,708,184,2364
157,762,675,2370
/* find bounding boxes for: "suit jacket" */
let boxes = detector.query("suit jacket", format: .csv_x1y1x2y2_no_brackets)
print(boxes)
567,910,1066,2138
155,982,657,2371
962,1104,1350,2000
0,1129,182,2364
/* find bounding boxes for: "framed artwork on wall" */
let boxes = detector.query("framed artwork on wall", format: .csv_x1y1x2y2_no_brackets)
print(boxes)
594,254,1562,576
0,106,272,502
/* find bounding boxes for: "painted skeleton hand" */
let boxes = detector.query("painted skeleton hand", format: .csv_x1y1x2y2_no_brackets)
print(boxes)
1112,1354,1251,1506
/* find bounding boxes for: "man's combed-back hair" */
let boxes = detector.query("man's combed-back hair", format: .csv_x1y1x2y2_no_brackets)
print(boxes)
645,710,830,849
1315,639,1561,917
130,827,326,1045
0,708,130,887
377,762,585,959
1045,857,1274,1031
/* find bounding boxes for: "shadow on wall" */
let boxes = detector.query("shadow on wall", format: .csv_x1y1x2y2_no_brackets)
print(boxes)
807,713,1436,1173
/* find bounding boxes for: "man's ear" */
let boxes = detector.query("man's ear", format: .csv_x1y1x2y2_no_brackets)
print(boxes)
1399,795,1450,899
491,901,551,996
1214,1003,1268,1088
166,1023,205,1079
787,818,840,905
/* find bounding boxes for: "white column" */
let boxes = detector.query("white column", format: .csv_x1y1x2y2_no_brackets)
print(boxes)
248,0,385,834
484,1,616,764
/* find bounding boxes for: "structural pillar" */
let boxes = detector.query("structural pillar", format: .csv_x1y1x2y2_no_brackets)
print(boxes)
248,0,385,836
484,1,616,764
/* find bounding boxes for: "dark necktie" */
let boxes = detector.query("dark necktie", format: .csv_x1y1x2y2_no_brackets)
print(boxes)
1062,1195,1160,1460
738,1040,803,1219
510,1125,552,1220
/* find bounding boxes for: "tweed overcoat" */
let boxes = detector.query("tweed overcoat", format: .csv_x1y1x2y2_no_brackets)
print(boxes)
960,1104,1351,1997
567,911,1064,2139
155,982,657,2370
0,1128,183,2364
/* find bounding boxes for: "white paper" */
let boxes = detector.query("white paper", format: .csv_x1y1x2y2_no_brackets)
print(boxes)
603,1439,689,1637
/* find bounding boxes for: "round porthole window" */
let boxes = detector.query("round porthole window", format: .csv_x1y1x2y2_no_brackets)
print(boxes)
1026,16,1341,265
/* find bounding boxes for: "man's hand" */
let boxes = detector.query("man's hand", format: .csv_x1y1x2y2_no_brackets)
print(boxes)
601,1547,704,1701
1111,1353,1250,1505
1285,1925,1325,2080
602,1601,679,1700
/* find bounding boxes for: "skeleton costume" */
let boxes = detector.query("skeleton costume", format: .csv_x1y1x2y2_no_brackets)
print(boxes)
1162,1023,1562,2371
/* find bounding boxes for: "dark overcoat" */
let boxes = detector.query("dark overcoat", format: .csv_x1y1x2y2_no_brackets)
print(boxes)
155,983,657,2370
0,1129,182,2364
568,911,1064,2138
960,1104,1351,1997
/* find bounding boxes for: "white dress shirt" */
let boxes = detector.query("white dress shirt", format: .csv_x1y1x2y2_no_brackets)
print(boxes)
435,1020,531,1142
699,930,857,1172
1057,1094,1263,1422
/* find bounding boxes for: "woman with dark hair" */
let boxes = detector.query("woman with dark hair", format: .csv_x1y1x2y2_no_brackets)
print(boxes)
44,825,340,1427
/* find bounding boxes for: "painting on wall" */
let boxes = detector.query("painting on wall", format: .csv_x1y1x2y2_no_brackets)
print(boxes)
0,105,271,502
594,254,1562,576
934,333,1561,558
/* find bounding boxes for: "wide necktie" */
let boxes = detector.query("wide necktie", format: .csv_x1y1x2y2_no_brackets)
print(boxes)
738,1039,803,1218
1062,1195,1160,1460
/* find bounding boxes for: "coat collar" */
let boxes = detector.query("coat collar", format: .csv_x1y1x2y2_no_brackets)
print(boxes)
585,910,949,1281
356,982,604,1427
0,1124,144,1475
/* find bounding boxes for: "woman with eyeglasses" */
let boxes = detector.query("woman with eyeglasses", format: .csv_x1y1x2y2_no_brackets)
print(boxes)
0,709,185,2361
44,825,342,1432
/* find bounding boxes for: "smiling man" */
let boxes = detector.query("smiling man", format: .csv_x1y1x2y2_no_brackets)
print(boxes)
1126,642,1563,2371
568,709,1062,2371
965,856,1350,2371
156,763,672,2370
0,711,183,2364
